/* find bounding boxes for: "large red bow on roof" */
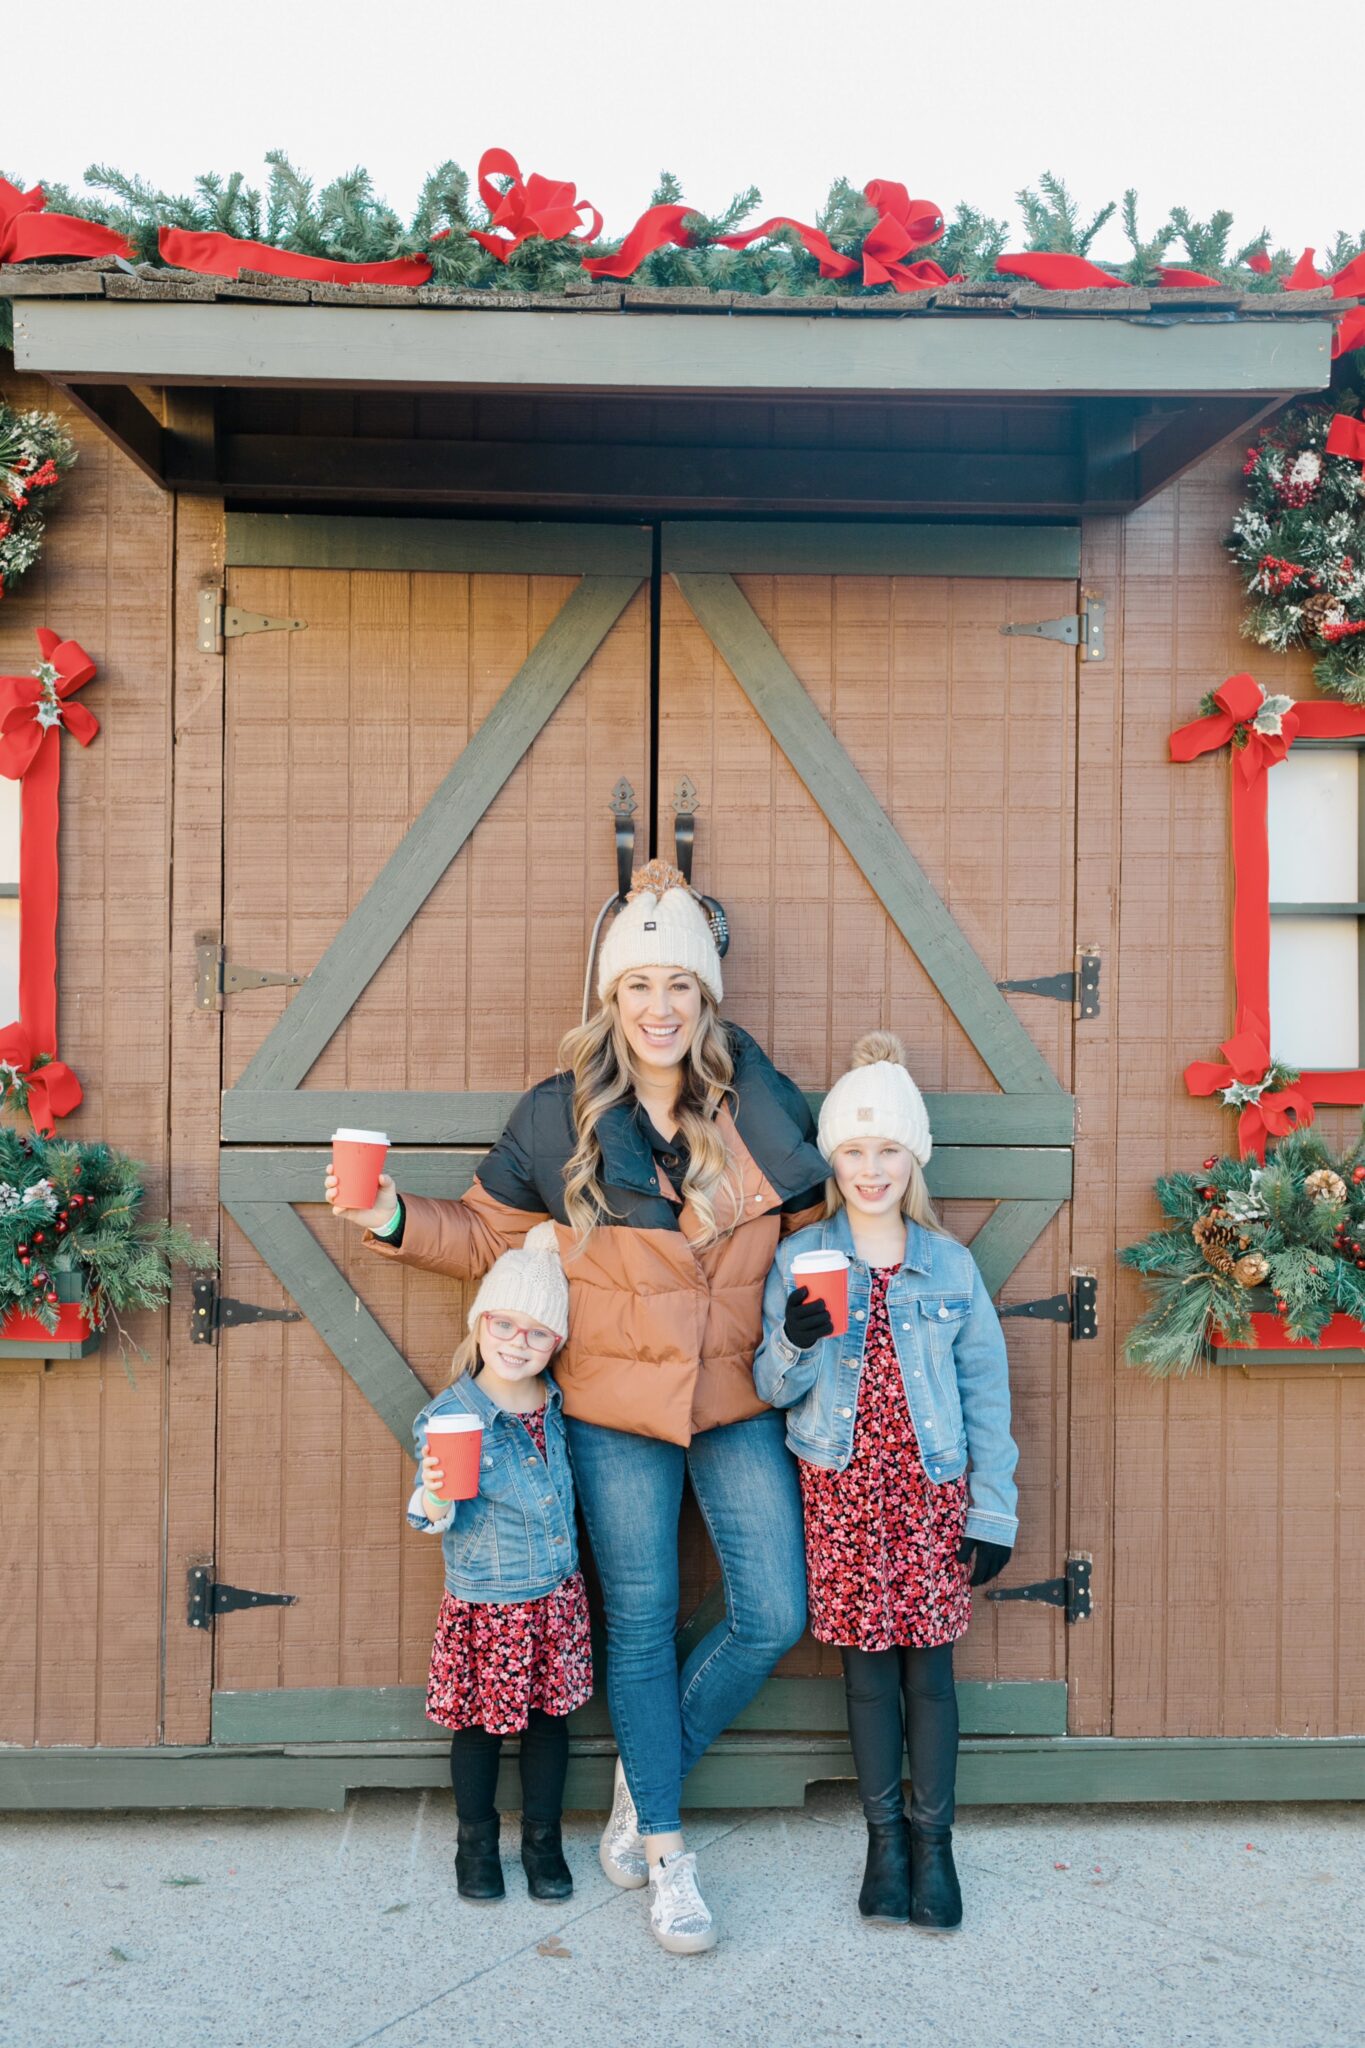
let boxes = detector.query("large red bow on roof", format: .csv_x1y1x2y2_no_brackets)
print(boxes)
1184,1028,1314,1162
0,630,100,779
1169,672,1299,782
471,148,603,263
0,1022,82,1137
0,179,129,266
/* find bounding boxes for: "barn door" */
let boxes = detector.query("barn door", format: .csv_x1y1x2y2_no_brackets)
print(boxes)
658,522,1083,1715
207,518,650,1724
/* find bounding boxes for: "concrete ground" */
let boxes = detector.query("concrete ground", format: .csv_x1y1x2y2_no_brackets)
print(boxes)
2,1790,1361,2048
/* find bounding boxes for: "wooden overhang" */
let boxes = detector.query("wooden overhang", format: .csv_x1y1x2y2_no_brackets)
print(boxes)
4,264,1343,517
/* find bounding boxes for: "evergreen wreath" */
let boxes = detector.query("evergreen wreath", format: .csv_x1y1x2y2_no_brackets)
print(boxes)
1227,366,1365,701
0,402,76,600
1120,1123,1365,1375
0,1127,215,1353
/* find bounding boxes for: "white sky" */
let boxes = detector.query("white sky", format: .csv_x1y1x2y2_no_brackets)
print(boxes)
8,0,1360,262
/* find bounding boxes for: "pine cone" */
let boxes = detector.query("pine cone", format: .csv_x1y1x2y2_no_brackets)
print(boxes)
1305,1168,1348,1205
1231,1251,1270,1288
1300,590,1345,633
1192,1210,1238,1274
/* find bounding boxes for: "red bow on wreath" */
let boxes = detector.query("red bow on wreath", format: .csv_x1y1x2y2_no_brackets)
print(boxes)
1326,414,1365,469
470,148,603,263
0,179,129,266
0,1023,82,1138
0,629,100,778
1168,672,1299,781
1184,1028,1315,1162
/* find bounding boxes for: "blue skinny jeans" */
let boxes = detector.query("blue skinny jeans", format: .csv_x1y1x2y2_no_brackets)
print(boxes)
566,1408,807,1836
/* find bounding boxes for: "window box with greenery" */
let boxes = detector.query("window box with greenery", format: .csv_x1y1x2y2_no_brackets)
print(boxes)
0,1130,216,1361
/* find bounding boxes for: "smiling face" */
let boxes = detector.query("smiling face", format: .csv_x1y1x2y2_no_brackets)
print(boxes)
614,967,704,1075
831,1137,914,1219
475,1312,560,1384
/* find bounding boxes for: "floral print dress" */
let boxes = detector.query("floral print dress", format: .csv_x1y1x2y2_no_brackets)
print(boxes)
425,1408,594,1734
799,1265,971,1651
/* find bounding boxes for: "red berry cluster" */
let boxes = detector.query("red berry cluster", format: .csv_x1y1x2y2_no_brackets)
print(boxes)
1255,554,1311,594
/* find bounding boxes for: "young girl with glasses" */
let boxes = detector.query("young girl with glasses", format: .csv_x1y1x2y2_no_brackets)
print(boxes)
407,1223,592,1905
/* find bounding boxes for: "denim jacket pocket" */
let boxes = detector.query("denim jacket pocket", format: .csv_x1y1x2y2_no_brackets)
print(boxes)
914,1295,969,1433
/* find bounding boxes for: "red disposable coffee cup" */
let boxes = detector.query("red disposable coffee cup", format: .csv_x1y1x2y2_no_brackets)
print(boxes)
425,1414,484,1502
331,1126,390,1210
791,1250,850,1337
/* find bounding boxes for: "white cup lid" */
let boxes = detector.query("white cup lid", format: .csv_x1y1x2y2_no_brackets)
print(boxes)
791,1250,850,1272
332,1127,390,1146
425,1413,483,1433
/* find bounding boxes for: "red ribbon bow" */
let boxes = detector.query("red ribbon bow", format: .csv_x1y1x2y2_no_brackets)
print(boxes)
1326,413,1365,468
0,1022,82,1137
1168,672,1299,782
471,148,603,263
1184,1028,1314,1162
995,253,1126,290
0,629,100,780
156,226,431,287
0,179,129,266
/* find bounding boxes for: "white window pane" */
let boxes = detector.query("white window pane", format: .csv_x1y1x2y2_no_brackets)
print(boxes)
1269,916,1358,1067
1268,750,1357,903
0,779,18,887
0,900,17,1029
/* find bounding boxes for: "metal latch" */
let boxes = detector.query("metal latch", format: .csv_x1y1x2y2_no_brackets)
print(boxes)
999,1270,1098,1341
197,588,307,655
191,1277,302,1345
187,1565,297,1628
1000,591,1105,663
986,1552,1093,1624
195,931,303,1010
998,947,1101,1018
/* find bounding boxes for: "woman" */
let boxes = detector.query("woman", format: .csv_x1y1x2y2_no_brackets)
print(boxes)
327,860,826,1954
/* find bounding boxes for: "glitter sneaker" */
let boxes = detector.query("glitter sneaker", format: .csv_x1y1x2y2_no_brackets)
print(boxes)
598,1755,648,1890
648,1849,717,1955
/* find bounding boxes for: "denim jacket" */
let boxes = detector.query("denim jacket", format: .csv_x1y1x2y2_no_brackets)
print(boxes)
407,1371,578,1602
753,1209,1019,1546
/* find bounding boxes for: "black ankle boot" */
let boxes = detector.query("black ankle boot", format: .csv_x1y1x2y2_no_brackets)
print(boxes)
858,1818,911,1921
909,1826,962,1929
455,1816,505,1903
521,1819,573,1901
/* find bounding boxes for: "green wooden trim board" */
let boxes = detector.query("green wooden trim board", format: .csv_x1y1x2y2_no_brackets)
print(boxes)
662,520,1081,579
233,571,644,1093
964,1198,1067,1298
221,1088,1076,1146
227,512,652,574
672,571,1067,1100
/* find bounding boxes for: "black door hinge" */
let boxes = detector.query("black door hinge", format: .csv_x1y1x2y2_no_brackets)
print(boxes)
187,1565,297,1629
986,1552,1093,1624
191,1277,302,1345
997,947,1101,1018
999,1270,1098,1341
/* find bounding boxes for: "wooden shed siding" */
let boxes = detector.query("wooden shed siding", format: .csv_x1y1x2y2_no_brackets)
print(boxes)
0,371,175,1748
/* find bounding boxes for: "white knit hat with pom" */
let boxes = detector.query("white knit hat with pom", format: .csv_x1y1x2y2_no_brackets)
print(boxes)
596,859,723,1006
467,1221,569,1340
817,1032,932,1166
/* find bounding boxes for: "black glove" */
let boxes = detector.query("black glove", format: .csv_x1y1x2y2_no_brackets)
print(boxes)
957,1537,1013,1587
783,1284,834,1350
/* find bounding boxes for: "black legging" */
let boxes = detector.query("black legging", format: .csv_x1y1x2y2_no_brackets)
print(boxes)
841,1643,958,1834
448,1710,569,1827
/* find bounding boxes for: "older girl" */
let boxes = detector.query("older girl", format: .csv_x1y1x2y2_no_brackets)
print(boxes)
328,862,826,1954
755,1033,1018,1931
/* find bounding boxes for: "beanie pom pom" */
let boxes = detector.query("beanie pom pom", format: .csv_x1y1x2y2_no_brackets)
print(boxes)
851,1030,906,1070
523,1220,559,1252
627,857,694,903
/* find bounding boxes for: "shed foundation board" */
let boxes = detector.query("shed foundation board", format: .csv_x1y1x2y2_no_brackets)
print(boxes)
13,300,1335,396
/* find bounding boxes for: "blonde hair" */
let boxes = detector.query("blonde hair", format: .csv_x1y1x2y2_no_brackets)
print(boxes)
558,985,738,1250
823,1030,946,1234
449,1329,480,1384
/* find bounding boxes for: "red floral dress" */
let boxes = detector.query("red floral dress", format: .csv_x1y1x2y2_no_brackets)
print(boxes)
799,1265,971,1651
425,1408,594,1735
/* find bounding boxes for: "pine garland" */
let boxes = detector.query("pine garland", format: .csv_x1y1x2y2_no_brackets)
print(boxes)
1120,1125,1365,1375
0,1127,215,1352
1227,367,1365,700
0,401,76,599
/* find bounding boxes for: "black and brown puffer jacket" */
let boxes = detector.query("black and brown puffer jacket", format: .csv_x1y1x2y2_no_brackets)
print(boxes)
366,1025,827,1446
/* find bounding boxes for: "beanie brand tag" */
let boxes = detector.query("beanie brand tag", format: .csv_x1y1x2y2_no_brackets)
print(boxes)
857,1106,874,1121
644,920,656,930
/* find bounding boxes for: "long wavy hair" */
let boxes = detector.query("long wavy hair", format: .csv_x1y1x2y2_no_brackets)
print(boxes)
558,987,739,1250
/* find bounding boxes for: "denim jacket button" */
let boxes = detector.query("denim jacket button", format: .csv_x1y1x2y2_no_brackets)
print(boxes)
937,1305,950,1320
913,1370,922,1378
854,1310,865,1321
902,1322,912,1331
839,1407,852,1418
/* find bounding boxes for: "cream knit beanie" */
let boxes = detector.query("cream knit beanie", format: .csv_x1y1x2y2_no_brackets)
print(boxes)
817,1032,932,1166
467,1221,569,1340
596,859,723,1006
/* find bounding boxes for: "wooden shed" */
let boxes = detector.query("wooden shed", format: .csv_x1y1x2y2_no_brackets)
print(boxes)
2,266,1361,1809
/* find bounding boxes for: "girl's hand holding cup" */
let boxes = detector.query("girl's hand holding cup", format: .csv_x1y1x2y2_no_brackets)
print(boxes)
420,1448,449,1513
